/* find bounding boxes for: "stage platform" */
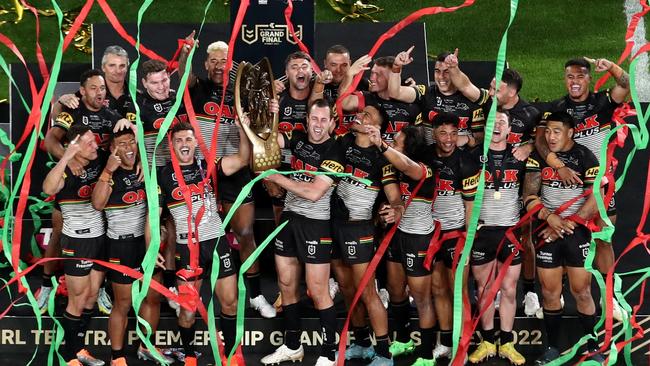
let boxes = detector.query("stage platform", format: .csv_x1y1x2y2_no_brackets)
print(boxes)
0,267,647,365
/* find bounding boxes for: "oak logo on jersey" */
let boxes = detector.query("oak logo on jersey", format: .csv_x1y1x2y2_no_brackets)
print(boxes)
484,169,520,183
171,181,213,200
574,115,600,137
122,189,146,204
279,121,305,132
203,102,235,120
507,132,524,145
437,179,456,196
77,182,97,198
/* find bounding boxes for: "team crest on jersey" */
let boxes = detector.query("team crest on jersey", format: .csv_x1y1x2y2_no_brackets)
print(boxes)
406,257,414,268
79,170,88,179
154,103,163,113
284,106,292,116
82,116,89,125
307,244,316,256
436,96,442,106
223,257,231,269
171,173,177,182
123,177,132,186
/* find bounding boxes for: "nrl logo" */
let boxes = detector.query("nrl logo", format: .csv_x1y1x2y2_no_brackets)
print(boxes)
241,23,303,46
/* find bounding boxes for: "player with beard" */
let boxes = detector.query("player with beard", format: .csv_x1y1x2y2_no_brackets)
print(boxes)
484,69,543,317
467,110,533,365
43,125,106,366
339,55,422,144
526,112,604,365
388,47,490,146
310,44,370,133
260,100,344,366
330,105,402,365
178,33,276,318
536,57,629,321
39,69,133,316
156,120,250,366
419,113,480,362
91,128,173,366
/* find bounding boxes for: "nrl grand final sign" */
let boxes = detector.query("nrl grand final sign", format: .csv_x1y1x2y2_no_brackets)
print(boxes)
230,0,314,77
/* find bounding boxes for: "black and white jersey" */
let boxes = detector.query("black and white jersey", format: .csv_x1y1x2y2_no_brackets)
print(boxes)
125,90,187,167
418,84,490,141
334,134,397,221
484,98,541,147
430,147,480,230
278,90,310,168
527,143,599,218
397,162,436,235
282,131,343,220
324,79,369,134
542,91,619,161
104,167,146,239
158,159,225,244
470,146,530,226
189,78,240,158
54,103,123,148
57,154,106,238
361,89,422,143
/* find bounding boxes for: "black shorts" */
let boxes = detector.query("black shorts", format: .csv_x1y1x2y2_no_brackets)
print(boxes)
536,224,591,268
217,168,254,204
435,229,465,269
107,236,160,284
61,234,106,277
274,212,332,264
471,226,522,266
392,230,434,277
175,238,236,281
332,220,375,265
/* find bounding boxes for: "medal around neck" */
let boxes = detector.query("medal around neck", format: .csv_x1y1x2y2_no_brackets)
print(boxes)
234,58,282,172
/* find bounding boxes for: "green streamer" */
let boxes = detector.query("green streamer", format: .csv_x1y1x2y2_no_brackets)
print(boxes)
451,0,518,359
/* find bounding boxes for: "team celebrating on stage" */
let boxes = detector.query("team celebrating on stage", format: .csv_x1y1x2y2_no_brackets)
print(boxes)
39,30,630,366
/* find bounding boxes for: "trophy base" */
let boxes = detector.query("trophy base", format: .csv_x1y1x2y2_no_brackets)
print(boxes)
252,151,281,173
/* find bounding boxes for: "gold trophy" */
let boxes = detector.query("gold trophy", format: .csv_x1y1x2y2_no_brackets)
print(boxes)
234,58,282,172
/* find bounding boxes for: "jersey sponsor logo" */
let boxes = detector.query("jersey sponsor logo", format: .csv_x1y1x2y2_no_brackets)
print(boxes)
585,167,599,179
384,121,409,136
458,117,470,130
462,173,480,190
399,181,411,198
574,115,600,134
279,121,305,132
382,164,396,177
77,182,97,198
171,181,212,200
526,157,540,168
321,159,344,173
507,132,524,144
472,108,484,121
484,169,520,183
202,102,235,120
292,158,318,172
122,189,146,204
437,179,456,196
153,116,180,130
344,165,369,179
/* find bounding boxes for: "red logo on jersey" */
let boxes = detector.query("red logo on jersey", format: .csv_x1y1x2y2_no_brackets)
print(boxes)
153,116,180,130
400,182,411,196
279,121,306,133
344,165,369,179
77,182,97,198
437,179,454,192
427,110,438,122
171,181,212,200
203,102,235,118
507,132,523,144
484,169,519,183
575,115,599,132
122,189,146,204
458,117,470,130
292,158,317,172
541,167,561,181
385,121,409,135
